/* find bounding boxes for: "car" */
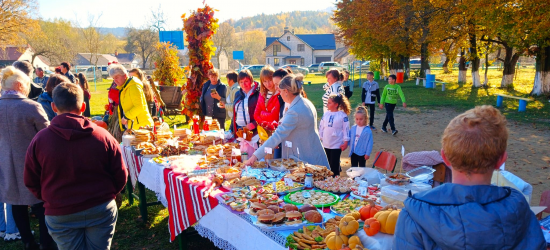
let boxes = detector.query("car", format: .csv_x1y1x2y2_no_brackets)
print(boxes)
307,64,320,73
242,65,264,77
318,62,344,74
410,59,421,69
280,64,309,76
355,61,370,71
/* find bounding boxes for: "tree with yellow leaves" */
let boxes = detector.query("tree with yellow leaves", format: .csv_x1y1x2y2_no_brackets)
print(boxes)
0,0,38,48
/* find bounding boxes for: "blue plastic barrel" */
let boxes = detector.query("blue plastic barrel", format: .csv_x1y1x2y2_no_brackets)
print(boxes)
426,74,435,88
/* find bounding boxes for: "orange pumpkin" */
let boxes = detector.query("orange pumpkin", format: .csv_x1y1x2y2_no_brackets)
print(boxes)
359,200,382,221
363,218,381,236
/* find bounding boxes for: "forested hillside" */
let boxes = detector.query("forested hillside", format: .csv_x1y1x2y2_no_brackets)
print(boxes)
225,11,336,35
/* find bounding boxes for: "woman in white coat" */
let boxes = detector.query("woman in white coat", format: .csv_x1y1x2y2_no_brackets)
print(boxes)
244,74,329,168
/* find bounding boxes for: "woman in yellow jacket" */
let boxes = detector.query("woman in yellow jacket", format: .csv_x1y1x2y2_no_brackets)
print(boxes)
109,64,154,131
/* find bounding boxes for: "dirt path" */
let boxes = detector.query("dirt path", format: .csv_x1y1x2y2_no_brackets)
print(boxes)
340,107,550,205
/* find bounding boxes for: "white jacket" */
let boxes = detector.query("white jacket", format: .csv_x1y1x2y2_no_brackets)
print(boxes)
319,111,350,149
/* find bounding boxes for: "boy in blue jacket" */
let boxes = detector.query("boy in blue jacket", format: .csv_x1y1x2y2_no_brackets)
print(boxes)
393,105,546,250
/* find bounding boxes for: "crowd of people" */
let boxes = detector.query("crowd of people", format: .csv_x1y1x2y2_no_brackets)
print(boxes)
0,59,546,250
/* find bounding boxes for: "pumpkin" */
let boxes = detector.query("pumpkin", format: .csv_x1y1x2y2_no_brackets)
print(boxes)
347,210,361,220
348,235,363,249
339,215,360,235
93,120,108,130
326,228,349,250
359,200,382,221
363,218,381,236
373,205,401,234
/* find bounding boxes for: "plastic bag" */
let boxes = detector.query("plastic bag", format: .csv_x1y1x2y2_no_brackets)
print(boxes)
237,134,259,157
491,170,533,203
357,168,384,185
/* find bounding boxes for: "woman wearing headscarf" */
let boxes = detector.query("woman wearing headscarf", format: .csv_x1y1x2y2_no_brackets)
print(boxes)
0,66,55,249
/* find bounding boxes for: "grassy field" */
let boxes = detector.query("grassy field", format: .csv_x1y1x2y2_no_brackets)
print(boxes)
2,67,546,250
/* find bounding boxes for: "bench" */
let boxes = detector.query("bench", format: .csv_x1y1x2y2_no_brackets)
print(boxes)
496,94,534,112
416,77,425,86
433,81,447,91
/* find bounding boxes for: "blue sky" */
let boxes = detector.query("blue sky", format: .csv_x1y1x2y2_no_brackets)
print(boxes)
37,0,337,29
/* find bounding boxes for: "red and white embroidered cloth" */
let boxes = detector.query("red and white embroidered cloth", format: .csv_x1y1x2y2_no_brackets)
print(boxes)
121,145,144,188
164,169,227,241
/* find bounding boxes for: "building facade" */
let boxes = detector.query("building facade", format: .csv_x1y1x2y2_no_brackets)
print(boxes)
264,28,336,67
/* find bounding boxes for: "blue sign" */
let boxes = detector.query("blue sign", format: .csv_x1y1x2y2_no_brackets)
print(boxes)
159,31,184,49
233,51,244,60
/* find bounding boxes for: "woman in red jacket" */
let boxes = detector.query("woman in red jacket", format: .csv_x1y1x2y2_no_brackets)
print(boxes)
254,65,281,125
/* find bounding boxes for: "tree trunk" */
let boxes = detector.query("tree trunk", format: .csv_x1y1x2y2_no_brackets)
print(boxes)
443,57,451,73
469,32,481,87
458,48,467,83
389,57,398,75
484,49,489,86
500,46,521,88
380,58,386,76
420,42,431,78
400,56,409,80
531,45,550,95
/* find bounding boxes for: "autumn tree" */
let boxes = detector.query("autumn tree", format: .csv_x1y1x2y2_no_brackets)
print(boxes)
126,27,158,69
25,19,81,65
0,0,38,48
212,22,235,68
234,30,266,64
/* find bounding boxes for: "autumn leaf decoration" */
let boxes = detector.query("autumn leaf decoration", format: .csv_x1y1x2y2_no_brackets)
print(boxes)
152,42,185,87
180,4,219,118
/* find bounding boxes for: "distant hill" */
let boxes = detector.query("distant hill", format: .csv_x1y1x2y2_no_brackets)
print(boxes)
98,27,127,38
227,10,336,34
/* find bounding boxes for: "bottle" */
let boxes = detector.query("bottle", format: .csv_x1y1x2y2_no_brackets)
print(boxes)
305,173,313,188
241,152,248,162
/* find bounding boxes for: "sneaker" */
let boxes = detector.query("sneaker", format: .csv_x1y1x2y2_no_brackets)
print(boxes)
392,130,398,135
381,128,388,133
0,231,5,238
370,126,376,130
4,232,21,241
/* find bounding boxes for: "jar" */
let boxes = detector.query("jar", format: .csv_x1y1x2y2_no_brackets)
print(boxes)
241,152,248,162
304,173,313,188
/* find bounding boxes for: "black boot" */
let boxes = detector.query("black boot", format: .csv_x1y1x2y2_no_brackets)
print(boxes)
24,241,40,250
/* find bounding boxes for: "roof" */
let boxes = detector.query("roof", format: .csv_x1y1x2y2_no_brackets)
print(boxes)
115,53,138,63
263,38,292,51
0,47,25,61
283,56,302,59
76,53,119,66
334,47,350,60
264,33,336,51
37,55,51,66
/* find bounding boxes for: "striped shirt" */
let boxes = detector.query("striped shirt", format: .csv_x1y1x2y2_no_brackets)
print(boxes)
322,81,345,113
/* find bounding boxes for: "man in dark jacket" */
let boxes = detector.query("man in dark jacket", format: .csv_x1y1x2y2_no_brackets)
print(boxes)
199,68,227,129
393,105,546,250
60,61,76,83
12,61,44,101
24,83,128,250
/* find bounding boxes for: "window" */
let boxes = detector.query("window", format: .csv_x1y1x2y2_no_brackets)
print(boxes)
274,58,280,66
297,44,305,52
287,36,290,41
273,44,281,56
267,58,270,64
301,58,304,66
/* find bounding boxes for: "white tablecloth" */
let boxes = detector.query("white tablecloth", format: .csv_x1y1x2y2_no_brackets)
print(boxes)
138,158,169,207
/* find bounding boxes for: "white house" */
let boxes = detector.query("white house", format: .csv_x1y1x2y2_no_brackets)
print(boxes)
0,45,50,69
264,28,336,67
114,52,140,69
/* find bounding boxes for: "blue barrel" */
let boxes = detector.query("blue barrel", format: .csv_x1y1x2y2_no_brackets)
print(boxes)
426,74,435,88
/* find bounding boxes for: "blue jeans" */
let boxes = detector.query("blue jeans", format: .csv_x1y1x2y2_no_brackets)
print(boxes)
45,200,117,250
0,203,18,234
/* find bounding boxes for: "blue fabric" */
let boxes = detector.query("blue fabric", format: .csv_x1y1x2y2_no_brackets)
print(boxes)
393,184,546,250
348,125,373,157
0,203,19,234
37,92,56,121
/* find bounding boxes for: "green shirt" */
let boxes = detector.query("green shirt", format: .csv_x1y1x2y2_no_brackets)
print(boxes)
380,84,406,105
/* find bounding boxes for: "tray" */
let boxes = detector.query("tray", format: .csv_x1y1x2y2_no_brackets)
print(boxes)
283,190,340,208
247,207,328,231
267,156,303,172
262,181,304,195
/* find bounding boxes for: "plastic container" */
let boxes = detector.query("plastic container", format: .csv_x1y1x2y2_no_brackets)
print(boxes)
426,74,435,88
406,166,436,183
380,183,432,208
122,135,135,147
374,71,380,80
396,72,404,83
